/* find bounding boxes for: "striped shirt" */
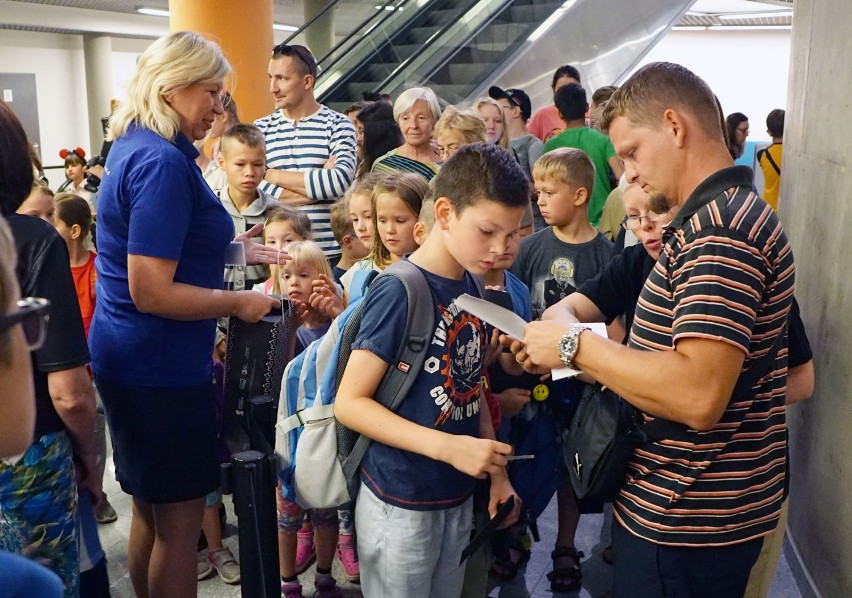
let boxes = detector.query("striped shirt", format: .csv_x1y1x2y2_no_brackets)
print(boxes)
255,105,357,257
619,166,795,547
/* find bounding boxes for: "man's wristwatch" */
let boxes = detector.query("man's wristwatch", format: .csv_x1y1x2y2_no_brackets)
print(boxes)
558,326,590,368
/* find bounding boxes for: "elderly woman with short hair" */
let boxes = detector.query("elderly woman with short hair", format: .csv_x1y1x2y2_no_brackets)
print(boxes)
371,86,442,180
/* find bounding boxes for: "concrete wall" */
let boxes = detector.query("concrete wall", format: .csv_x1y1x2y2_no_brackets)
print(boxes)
635,29,791,143
782,1,852,596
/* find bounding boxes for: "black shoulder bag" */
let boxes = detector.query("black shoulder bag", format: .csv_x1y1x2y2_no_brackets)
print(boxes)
562,332,785,505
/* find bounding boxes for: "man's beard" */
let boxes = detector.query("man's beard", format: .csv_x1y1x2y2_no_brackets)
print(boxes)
650,193,674,214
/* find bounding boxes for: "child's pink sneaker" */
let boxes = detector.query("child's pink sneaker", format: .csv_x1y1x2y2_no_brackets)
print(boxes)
295,527,316,574
336,533,360,583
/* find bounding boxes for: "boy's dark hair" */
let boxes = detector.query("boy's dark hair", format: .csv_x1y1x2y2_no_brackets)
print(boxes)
554,83,588,122
54,193,93,235
552,65,581,90
532,148,595,201
221,123,265,154
766,109,785,138
432,143,528,214
0,100,34,215
329,199,356,243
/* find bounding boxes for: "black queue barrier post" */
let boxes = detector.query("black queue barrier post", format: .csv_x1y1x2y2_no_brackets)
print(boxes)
221,394,281,597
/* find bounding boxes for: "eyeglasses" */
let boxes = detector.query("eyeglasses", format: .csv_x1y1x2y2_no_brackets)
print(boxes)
0,297,51,351
271,43,318,79
621,210,671,230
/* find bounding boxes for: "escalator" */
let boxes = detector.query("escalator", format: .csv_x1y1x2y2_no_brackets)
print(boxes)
287,0,696,111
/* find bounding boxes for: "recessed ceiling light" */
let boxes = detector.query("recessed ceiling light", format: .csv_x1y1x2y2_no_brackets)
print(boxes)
273,23,299,32
718,11,792,21
137,8,170,17
709,24,792,30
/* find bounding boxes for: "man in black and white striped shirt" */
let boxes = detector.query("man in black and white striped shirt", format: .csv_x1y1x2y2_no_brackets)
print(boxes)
256,43,357,261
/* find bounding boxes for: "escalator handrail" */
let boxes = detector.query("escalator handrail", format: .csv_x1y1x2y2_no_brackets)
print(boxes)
316,0,450,101
418,0,524,95
378,0,513,94
316,0,404,69
281,0,341,46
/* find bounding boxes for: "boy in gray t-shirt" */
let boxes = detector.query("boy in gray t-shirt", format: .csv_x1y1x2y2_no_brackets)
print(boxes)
511,149,612,319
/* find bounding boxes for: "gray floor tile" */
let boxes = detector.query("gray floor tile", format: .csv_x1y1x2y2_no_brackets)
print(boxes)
100,450,803,598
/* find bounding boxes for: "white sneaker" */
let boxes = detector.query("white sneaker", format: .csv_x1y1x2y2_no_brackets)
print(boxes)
209,547,241,585
197,551,214,581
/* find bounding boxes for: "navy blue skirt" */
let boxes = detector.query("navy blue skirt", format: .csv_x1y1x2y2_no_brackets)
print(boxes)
96,378,219,504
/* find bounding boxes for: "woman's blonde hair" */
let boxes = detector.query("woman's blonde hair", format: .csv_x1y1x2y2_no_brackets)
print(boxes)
371,172,428,270
275,240,333,295
433,106,487,145
473,97,511,151
109,31,232,141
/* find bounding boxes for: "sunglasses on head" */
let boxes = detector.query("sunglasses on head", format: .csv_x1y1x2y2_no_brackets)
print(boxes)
271,43,318,79
0,297,51,351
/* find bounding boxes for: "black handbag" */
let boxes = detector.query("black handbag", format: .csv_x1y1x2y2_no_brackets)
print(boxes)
562,333,786,505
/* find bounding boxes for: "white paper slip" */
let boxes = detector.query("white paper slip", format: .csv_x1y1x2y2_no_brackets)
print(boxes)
455,293,608,380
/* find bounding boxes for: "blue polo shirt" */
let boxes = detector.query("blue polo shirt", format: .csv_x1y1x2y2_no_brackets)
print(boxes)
90,125,234,387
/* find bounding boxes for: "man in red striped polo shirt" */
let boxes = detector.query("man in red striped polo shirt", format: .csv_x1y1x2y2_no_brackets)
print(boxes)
512,62,795,597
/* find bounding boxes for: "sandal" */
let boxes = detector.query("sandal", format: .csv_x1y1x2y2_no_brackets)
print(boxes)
489,525,531,581
547,546,584,593
295,527,316,574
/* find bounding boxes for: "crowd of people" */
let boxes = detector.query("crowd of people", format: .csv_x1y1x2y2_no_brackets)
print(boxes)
0,28,810,598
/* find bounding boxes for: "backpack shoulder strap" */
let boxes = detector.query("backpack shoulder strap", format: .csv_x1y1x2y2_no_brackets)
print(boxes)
371,260,435,410
763,145,781,174
336,260,435,487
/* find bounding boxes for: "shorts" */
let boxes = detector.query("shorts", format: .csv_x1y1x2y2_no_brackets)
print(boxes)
96,378,219,504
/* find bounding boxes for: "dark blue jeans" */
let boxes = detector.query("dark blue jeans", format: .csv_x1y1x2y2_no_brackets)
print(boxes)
612,522,763,598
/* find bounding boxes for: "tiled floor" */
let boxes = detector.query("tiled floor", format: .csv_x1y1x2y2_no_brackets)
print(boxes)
100,456,804,598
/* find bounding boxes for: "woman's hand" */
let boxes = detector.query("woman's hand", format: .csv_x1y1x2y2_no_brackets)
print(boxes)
236,223,290,266
233,291,279,323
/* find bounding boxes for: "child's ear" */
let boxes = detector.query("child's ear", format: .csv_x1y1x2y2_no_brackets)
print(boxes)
70,224,82,240
217,153,226,168
434,196,454,230
413,222,427,246
574,187,589,207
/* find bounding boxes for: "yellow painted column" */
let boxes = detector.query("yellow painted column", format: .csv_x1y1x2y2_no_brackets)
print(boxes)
168,0,275,122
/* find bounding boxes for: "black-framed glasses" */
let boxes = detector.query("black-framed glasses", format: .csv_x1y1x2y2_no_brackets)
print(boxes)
271,43,318,79
621,210,671,230
0,297,51,351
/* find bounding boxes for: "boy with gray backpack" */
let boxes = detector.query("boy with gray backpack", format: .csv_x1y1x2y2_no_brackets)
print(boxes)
333,144,527,596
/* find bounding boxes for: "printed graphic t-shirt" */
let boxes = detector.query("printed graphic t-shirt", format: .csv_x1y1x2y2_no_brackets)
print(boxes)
510,227,612,320
352,262,485,511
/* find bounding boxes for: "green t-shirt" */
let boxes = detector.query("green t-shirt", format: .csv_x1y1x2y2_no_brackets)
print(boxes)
543,127,616,227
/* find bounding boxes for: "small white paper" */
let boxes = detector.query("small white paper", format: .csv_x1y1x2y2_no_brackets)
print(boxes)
455,293,607,380
2,89,12,102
